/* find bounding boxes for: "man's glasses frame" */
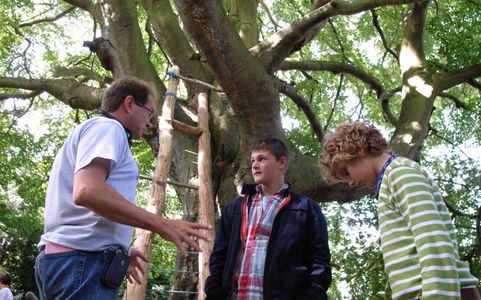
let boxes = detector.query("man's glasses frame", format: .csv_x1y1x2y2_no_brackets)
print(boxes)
134,100,155,118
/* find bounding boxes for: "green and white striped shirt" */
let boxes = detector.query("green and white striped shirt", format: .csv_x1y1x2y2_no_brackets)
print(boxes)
378,157,478,299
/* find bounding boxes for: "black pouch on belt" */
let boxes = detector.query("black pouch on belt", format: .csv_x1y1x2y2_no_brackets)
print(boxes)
100,247,130,289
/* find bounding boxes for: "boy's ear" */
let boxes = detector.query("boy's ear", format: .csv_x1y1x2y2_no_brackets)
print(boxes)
279,156,288,170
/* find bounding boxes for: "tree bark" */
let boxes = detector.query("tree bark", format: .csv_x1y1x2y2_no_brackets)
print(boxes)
196,92,215,300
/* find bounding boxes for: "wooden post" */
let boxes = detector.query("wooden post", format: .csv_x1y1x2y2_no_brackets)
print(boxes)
196,92,215,300
126,65,180,300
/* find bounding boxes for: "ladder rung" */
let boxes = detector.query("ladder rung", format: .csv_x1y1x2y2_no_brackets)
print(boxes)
139,175,199,190
184,149,198,155
172,119,202,137
165,179,198,189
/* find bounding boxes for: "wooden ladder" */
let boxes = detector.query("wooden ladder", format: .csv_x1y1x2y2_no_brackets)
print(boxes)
126,65,215,300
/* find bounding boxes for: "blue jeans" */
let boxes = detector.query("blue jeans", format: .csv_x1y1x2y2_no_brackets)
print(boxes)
35,249,120,300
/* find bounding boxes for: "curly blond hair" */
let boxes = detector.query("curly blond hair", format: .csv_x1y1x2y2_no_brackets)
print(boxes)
320,121,389,183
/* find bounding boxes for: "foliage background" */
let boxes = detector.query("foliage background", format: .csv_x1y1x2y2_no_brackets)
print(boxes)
0,0,480,298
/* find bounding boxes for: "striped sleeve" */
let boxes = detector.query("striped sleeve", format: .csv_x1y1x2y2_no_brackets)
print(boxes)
388,163,460,299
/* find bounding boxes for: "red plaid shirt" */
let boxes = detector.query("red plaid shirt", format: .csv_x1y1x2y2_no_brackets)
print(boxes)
232,183,291,299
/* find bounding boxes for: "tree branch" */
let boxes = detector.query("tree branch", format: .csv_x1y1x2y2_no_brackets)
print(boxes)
380,94,398,125
276,78,324,143
251,0,419,72
52,66,105,84
477,204,481,246
344,253,383,281
76,0,166,98
141,0,212,94
5,98,35,123
12,27,33,78
0,77,103,110
434,178,472,190
279,59,386,96
324,74,344,131
439,92,478,114
19,6,76,28
312,0,333,10
436,63,481,93
259,0,279,31
328,19,350,62
468,79,481,91
435,63,481,92
428,125,474,161
62,0,93,13
370,9,399,62
0,91,41,101
444,200,477,219
279,59,399,124
0,225,14,237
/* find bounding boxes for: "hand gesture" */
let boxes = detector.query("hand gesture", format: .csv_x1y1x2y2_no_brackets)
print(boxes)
127,248,149,284
157,218,212,257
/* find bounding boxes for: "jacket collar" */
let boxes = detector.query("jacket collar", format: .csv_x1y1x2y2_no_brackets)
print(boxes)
241,182,291,197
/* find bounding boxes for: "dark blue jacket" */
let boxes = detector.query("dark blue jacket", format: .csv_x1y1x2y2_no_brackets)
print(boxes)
205,186,331,299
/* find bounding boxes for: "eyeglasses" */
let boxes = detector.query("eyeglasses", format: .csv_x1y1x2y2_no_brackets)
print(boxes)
134,100,155,119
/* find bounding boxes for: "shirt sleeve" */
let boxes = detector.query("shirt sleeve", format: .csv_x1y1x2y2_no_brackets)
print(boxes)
389,165,460,299
75,121,127,173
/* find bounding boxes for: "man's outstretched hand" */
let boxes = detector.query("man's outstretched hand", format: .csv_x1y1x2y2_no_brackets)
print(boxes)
157,218,212,257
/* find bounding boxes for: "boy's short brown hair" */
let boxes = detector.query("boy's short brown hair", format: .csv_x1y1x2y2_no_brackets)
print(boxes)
101,76,157,112
251,138,289,161
320,121,389,182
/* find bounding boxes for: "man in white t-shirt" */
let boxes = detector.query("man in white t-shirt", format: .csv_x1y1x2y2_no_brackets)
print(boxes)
35,76,211,299
0,274,13,300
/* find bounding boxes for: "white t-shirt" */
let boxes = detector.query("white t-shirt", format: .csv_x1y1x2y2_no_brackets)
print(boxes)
39,117,139,251
0,287,13,300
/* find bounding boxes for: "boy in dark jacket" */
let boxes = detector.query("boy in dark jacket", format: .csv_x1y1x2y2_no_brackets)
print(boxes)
206,138,331,299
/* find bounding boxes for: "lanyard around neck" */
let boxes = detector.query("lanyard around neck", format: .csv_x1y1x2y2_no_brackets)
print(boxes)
95,109,132,141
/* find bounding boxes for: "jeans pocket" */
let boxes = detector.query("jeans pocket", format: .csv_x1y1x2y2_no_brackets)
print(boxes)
40,251,86,297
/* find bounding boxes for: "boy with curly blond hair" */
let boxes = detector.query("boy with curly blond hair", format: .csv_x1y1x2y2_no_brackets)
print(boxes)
320,121,479,300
